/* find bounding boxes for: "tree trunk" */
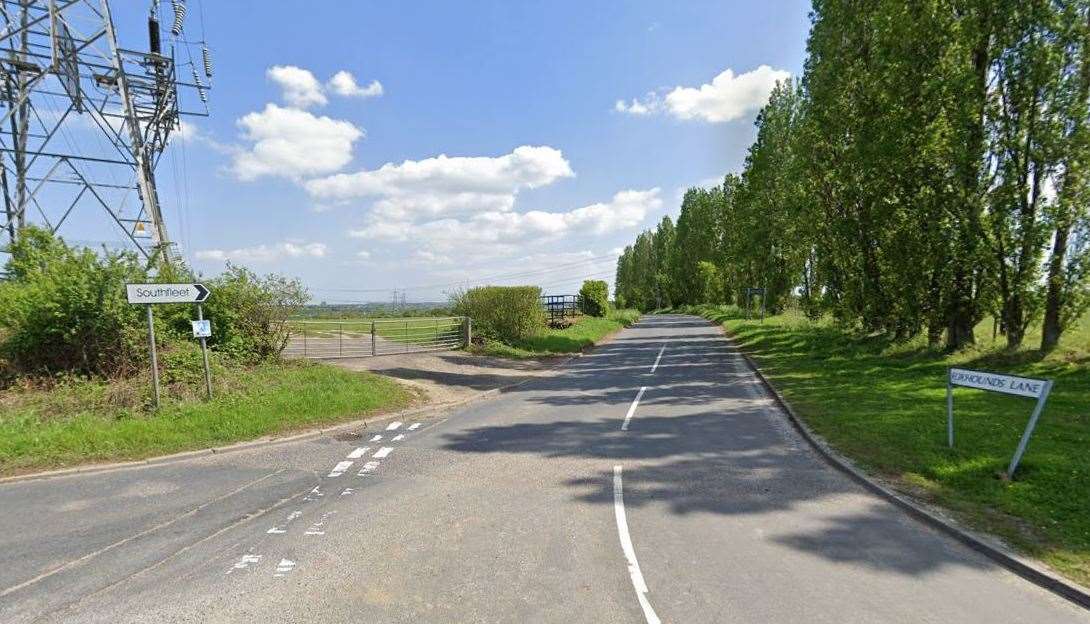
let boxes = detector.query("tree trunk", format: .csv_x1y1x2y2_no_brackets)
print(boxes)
1041,223,1071,351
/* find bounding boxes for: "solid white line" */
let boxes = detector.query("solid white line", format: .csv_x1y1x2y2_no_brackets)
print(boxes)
346,447,369,459
613,466,660,624
620,386,647,431
386,421,403,431
650,344,665,373
373,447,393,459
328,461,353,477
408,423,421,430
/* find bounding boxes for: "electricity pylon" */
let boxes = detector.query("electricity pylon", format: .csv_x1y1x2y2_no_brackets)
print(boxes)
0,0,211,266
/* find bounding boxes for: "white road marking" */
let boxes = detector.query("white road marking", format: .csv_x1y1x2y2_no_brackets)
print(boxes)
613,465,661,624
408,423,421,430
650,344,666,373
274,559,296,577
340,487,355,496
303,486,323,501
266,510,303,534
369,434,383,442
386,421,403,431
327,461,354,477
346,447,370,459
304,512,335,536
357,461,380,475
373,447,393,459
226,553,262,575
620,386,648,431
392,434,405,442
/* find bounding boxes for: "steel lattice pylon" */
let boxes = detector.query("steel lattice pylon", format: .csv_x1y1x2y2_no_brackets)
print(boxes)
0,0,210,266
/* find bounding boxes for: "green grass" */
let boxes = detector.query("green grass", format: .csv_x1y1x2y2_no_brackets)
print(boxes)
475,310,641,358
0,360,417,476
677,304,1090,586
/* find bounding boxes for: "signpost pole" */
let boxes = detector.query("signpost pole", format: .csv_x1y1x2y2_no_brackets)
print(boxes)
946,372,954,448
197,304,212,400
1007,381,1053,478
146,304,161,409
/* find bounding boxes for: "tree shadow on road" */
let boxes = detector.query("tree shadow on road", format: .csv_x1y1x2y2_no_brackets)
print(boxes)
439,316,992,578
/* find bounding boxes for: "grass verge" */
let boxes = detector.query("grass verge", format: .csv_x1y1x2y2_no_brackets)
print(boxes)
474,310,641,358
0,359,417,477
676,304,1090,587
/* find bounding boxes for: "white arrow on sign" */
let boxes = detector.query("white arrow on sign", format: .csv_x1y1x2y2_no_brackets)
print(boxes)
126,283,210,305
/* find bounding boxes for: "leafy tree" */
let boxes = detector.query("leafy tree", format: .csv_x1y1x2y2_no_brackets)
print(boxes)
579,280,610,317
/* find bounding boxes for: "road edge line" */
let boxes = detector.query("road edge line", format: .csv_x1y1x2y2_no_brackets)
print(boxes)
705,320,1090,611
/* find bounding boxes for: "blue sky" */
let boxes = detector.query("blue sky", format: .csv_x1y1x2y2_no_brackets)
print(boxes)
137,1,812,303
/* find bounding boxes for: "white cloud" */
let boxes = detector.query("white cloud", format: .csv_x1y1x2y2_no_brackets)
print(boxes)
348,188,660,247
267,65,328,108
355,249,372,260
614,96,655,116
231,104,363,181
304,145,575,220
328,71,384,98
616,65,789,123
195,240,328,263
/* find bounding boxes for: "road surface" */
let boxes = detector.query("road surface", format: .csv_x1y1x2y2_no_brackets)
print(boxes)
1,315,1085,623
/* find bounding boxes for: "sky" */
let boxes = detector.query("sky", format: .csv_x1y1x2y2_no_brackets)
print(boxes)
122,0,813,304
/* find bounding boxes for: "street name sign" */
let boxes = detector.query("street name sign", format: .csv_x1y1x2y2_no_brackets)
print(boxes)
949,368,1046,398
946,367,1053,478
126,283,209,305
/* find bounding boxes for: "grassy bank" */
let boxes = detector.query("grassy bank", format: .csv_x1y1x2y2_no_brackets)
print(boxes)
0,360,416,476
677,304,1090,586
476,309,640,358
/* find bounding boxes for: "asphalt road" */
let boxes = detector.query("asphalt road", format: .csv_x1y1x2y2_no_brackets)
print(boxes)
1,315,1085,623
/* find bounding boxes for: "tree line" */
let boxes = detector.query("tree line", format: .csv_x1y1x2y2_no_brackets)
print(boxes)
615,0,1090,351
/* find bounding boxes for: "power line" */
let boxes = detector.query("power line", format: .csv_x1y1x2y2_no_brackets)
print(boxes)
310,253,620,294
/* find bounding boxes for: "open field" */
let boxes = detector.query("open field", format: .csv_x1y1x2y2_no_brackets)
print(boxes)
679,304,1090,586
0,360,417,476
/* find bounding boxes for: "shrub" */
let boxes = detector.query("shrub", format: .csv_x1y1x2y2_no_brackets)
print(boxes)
579,280,610,317
0,227,148,377
450,285,545,343
196,264,308,363
608,308,641,326
0,230,309,381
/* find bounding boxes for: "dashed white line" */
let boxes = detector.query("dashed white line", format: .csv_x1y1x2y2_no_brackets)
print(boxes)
650,344,666,373
274,559,296,577
226,553,262,575
346,447,370,459
386,421,403,431
613,465,661,624
408,423,421,430
327,461,353,477
369,434,383,442
266,510,302,534
392,434,405,442
373,447,393,459
621,386,648,431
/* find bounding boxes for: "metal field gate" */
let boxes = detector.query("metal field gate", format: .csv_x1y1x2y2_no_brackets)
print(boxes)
284,317,469,359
